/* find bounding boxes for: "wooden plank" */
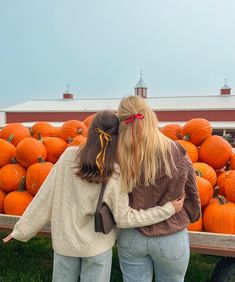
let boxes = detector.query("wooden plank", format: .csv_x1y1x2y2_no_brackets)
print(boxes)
1,214,235,257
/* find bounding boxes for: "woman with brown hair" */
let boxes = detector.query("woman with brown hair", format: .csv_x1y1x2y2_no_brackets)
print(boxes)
3,110,184,282
117,96,201,282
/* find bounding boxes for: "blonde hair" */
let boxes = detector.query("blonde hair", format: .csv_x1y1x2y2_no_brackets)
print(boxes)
118,96,175,192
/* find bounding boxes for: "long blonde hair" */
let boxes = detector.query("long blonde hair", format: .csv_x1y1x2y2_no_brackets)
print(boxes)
118,96,175,192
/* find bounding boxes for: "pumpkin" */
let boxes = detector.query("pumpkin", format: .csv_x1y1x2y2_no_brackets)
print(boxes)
30,122,56,139
53,127,62,138
181,118,212,146
0,189,6,213
60,120,88,142
160,124,182,141
4,177,33,216
0,123,30,146
42,137,67,164
196,176,213,207
26,157,54,195
176,140,198,163
216,170,235,202
216,172,227,196
193,162,217,187
209,186,221,204
83,114,96,128
230,154,235,170
188,216,203,231
203,196,235,234
198,135,233,169
15,137,47,168
67,135,87,147
0,137,16,168
0,161,26,193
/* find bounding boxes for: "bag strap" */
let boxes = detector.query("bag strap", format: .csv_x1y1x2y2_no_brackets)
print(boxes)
96,183,106,212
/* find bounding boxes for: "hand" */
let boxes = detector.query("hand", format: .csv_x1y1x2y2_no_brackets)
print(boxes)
2,233,13,243
170,193,186,213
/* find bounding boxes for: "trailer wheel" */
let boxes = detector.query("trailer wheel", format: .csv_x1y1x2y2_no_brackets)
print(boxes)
211,257,235,282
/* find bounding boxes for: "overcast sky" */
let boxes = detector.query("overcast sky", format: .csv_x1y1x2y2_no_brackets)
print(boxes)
1,0,235,108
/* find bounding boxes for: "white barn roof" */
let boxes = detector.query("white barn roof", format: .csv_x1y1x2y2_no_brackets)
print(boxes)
2,95,235,113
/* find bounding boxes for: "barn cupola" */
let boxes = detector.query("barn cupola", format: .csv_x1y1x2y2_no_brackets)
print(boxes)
220,79,231,95
134,70,148,98
63,84,74,100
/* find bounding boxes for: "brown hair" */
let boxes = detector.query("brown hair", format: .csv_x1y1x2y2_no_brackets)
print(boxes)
76,110,119,184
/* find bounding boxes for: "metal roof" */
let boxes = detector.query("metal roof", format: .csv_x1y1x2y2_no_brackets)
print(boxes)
1,94,235,112
135,78,147,88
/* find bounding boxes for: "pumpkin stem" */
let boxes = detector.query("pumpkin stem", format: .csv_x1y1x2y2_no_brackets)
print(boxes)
10,157,17,164
67,137,73,143
183,134,190,141
37,132,44,143
7,134,14,144
217,195,227,205
38,156,45,163
213,186,220,197
18,176,26,192
77,128,83,134
29,128,34,136
195,169,202,177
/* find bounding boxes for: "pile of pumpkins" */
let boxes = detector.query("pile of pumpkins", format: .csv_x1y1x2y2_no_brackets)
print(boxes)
0,114,95,216
160,118,235,235
0,115,234,235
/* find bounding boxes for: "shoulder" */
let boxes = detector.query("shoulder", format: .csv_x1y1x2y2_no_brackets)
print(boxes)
171,141,187,162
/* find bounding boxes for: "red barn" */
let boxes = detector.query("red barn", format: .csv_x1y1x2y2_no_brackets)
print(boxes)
1,79,235,141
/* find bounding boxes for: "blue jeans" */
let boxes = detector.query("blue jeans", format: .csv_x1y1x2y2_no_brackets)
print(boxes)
52,249,112,282
117,229,190,282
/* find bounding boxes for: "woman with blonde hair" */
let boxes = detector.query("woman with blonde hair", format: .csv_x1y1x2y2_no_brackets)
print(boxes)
117,96,201,282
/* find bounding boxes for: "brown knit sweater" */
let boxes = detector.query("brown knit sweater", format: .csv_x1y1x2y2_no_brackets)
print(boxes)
129,142,201,236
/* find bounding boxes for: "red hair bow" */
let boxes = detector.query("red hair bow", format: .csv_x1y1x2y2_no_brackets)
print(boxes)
124,113,144,124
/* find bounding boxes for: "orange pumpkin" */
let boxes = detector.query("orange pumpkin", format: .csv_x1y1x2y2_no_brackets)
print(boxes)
83,114,96,128
181,118,212,146
67,135,87,147
230,154,235,170
42,137,67,164
53,127,62,138
176,140,198,163
203,196,235,234
60,120,88,142
0,162,26,193
216,170,235,202
0,123,30,146
26,157,54,195
0,138,16,168
31,122,56,139
198,135,233,169
188,216,203,231
196,176,213,207
15,138,47,168
4,177,33,216
193,162,217,187
160,124,182,141
0,189,6,213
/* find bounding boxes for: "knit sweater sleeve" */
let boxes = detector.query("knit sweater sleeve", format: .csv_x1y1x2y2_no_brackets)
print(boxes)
183,155,201,223
104,177,176,228
11,152,65,242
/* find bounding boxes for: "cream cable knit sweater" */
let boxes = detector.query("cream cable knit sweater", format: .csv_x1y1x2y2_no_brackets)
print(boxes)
12,147,175,257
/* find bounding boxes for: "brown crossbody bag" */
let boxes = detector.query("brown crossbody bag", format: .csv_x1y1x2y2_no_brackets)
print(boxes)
94,183,116,234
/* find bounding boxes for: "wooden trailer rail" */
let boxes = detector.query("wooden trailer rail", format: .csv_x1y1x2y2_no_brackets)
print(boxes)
1,214,235,257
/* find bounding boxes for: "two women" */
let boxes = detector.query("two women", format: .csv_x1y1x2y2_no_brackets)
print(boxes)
3,109,185,282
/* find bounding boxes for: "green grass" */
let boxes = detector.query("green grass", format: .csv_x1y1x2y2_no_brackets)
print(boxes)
0,233,220,282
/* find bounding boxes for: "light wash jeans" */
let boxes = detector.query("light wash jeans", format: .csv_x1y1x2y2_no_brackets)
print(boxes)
117,228,190,282
52,248,112,282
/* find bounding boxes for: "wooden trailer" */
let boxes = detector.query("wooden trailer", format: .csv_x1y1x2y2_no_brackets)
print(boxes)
0,214,235,281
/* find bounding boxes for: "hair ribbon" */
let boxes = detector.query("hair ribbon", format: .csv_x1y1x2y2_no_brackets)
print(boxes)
123,113,144,124
95,128,112,176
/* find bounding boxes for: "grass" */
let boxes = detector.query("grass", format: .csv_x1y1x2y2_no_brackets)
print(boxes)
0,233,220,282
